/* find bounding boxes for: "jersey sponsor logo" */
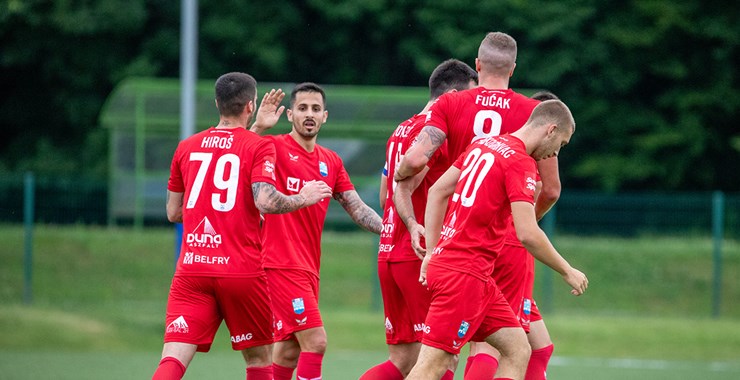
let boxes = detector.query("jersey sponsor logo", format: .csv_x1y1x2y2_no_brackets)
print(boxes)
183,252,194,264
263,160,276,181
475,94,511,109
523,298,532,315
200,134,233,149
414,323,430,334
166,316,189,334
385,317,394,333
287,177,301,192
457,320,470,338
381,207,394,237
289,152,299,162
186,217,222,248
190,255,230,265
378,244,395,253
525,173,537,192
440,212,457,240
230,333,253,343
319,161,328,177
292,297,305,314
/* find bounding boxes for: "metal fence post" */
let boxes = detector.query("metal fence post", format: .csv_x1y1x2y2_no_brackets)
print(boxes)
712,191,725,318
23,172,35,305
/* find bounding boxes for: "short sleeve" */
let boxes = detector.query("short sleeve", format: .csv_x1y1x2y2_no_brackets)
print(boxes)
250,138,277,186
505,157,537,204
167,143,185,193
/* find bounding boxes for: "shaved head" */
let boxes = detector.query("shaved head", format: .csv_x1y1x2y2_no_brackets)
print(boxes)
478,32,517,77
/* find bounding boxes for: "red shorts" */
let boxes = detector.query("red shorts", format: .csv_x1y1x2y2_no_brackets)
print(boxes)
493,243,543,331
422,264,522,355
164,275,273,352
266,269,323,341
378,260,431,344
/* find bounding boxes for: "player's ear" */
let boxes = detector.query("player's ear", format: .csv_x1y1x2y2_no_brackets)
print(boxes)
475,58,481,73
509,62,516,78
286,108,293,122
322,110,328,123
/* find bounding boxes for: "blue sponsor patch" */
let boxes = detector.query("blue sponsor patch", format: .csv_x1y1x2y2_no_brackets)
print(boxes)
523,299,532,315
292,298,305,314
457,320,470,338
319,161,328,177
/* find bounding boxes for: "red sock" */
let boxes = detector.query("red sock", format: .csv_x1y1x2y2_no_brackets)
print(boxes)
246,365,272,380
464,353,498,380
440,369,455,380
525,344,553,380
272,362,295,380
464,354,476,377
152,356,186,380
359,360,404,380
297,351,324,379
493,378,513,380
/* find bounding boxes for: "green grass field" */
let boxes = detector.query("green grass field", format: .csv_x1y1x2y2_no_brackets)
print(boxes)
1,225,739,379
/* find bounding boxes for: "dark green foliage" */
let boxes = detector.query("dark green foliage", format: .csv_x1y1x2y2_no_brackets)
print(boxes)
0,0,737,190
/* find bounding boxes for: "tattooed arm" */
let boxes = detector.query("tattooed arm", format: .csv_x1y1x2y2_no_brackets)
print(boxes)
252,180,332,214
394,125,446,181
334,190,383,234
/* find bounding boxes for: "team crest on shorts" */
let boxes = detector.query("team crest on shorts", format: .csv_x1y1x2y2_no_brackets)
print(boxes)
292,297,305,314
319,161,328,177
457,320,470,338
523,298,532,315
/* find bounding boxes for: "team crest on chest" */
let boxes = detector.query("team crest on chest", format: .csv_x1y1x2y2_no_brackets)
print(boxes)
319,161,328,177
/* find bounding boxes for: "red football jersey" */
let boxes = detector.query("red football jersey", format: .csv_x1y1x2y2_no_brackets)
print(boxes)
261,134,355,277
430,135,537,282
168,127,277,277
379,113,449,262
425,87,539,161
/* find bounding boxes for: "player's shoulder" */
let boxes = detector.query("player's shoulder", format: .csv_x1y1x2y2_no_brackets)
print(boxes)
509,90,540,107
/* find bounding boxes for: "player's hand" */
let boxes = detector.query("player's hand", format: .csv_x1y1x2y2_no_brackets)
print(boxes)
251,89,286,134
408,222,426,259
561,267,588,296
418,254,432,287
299,180,333,206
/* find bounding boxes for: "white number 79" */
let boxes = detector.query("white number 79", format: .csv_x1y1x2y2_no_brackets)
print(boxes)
186,152,240,212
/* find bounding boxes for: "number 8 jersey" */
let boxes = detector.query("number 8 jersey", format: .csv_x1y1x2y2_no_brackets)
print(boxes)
426,87,539,161
431,135,537,282
168,127,277,277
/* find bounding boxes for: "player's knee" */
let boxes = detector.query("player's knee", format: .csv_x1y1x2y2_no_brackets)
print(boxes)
305,335,327,354
242,345,272,367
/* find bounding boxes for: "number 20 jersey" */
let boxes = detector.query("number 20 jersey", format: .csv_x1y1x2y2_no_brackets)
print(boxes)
431,135,537,282
168,127,277,277
426,87,539,161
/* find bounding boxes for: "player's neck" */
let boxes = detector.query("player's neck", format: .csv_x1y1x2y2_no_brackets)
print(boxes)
215,117,247,130
289,131,317,152
478,75,510,91
420,100,436,114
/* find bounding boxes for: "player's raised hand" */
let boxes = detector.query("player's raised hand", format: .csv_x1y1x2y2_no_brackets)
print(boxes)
561,267,588,296
299,180,333,206
251,89,286,134
408,222,426,259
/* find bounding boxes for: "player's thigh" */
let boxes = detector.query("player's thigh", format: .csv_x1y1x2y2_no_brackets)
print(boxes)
266,269,323,340
164,276,221,352
215,276,273,350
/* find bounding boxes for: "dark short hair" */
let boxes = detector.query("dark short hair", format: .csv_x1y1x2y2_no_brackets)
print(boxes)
290,82,326,108
531,90,559,102
215,72,257,117
428,59,478,99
